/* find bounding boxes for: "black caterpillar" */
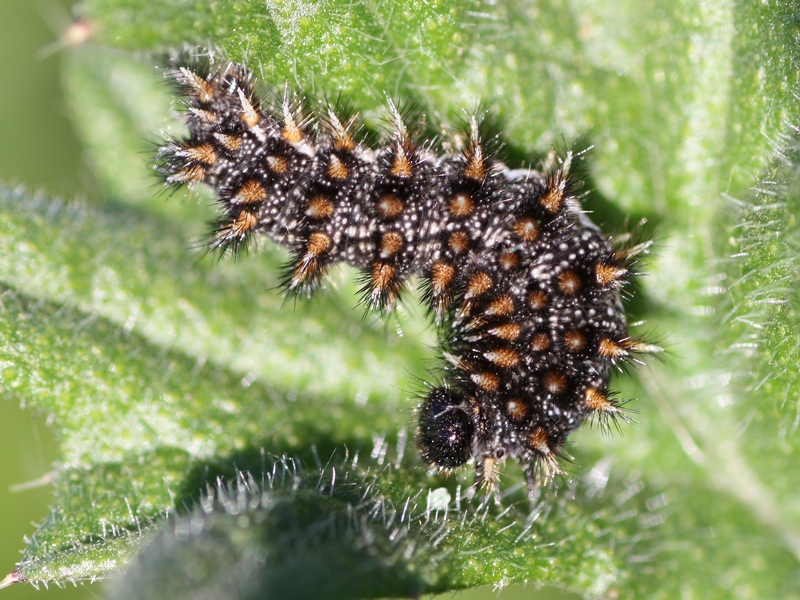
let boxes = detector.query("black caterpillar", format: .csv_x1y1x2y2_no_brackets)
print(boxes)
157,59,654,495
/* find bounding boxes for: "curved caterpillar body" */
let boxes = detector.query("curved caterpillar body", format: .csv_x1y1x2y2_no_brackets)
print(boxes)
157,60,653,495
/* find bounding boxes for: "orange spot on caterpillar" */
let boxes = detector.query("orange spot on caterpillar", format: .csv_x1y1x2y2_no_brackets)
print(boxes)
305,195,334,220
184,143,217,164
528,427,552,455
214,133,241,152
306,231,331,257
531,332,551,352
500,251,519,271
485,295,514,316
564,330,587,352
327,154,349,180
505,398,529,422
484,348,520,368
543,371,567,395
528,291,548,310
463,148,486,182
377,194,404,218
372,262,397,292
488,323,522,341
584,387,613,411
430,261,455,294
448,193,474,217
448,231,470,254
231,180,267,205
266,154,288,173
513,217,539,242
596,262,628,286
598,337,629,360
238,89,261,128
380,232,404,257
472,371,500,392
391,152,413,178
557,270,582,295
178,67,214,103
465,272,492,298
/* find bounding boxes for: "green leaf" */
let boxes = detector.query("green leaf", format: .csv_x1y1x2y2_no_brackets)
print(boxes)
106,462,654,600
725,129,800,532
3,0,800,597
60,45,185,217
0,183,428,581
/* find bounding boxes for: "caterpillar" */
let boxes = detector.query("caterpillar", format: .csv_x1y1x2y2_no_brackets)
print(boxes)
156,58,655,495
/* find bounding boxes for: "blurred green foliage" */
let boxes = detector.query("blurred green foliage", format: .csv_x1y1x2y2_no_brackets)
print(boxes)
1,1,800,598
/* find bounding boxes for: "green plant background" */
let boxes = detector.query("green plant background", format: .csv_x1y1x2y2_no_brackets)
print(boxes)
0,4,89,600
2,0,800,598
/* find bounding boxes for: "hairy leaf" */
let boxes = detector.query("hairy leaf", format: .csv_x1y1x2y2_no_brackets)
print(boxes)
2,0,800,597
